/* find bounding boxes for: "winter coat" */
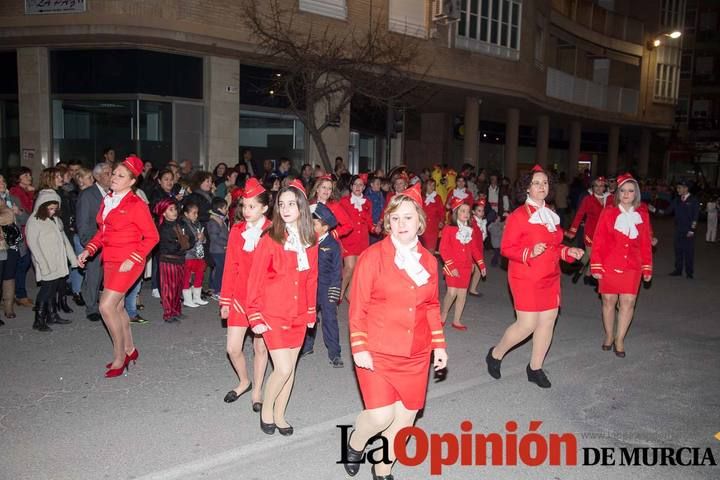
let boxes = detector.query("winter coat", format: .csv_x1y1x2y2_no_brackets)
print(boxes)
25,190,77,282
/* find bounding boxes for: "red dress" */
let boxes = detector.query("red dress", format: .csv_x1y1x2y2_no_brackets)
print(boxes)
439,225,485,288
421,194,445,252
219,218,271,327
590,206,653,294
568,193,614,246
349,236,446,410
315,199,352,253
85,192,159,293
501,204,576,312
339,195,375,257
245,234,319,350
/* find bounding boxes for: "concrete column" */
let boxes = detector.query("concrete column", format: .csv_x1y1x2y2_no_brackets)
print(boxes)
17,47,51,178
607,125,620,175
205,56,240,171
536,114,550,167
504,108,519,180
568,120,581,179
309,75,350,171
639,128,651,178
463,97,479,169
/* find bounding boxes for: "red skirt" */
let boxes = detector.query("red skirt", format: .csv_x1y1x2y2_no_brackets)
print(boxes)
103,261,145,294
227,306,249,328
444,264,471,289
355,349,431,410
262,318,307,350
508,275,560,312
599,269,641,295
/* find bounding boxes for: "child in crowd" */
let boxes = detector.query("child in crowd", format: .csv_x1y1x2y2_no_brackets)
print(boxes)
469,198,488,296
488,215,505,268
181,202,208,308
207,197,229,300
155,199,195,323
300,203,343,367
706,196,717,243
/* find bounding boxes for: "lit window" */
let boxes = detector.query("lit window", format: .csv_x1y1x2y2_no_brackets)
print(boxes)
456,0,522,60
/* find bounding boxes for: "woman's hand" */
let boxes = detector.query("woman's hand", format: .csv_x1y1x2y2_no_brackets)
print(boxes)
353,351,374,371
433,348,448,371
567,247,584,260
530,242,547,258
77,250,90,268
643,274,652,282
592,273,602,280
307,322,316,328
251,323,271,335
450,268,459,277
118,259,134,272
373,224,382,235
220,306,229,319
480,267,487,278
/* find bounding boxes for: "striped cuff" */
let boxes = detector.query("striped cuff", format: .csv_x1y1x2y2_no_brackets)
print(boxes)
86,242,99,255
129,251,144,264
589,263,604,274
308,306,316,315
430,329,446,348
219,296,231,307
350,331,368,354
232,299,245,314
584,235,593,246
247,312,265,328
560,246,569,262
641,265,652,273
522,247,530,265
476,260,485,269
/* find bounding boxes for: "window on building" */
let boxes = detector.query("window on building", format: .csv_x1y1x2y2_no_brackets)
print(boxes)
534,21,544,68
654,45,681,103
681,52,693,78
298,0,347,20
684,7,696,33
675,96,689,124
659,0,687,31
457,0,522,60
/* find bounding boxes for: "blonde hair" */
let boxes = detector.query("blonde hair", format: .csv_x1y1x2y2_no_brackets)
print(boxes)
614,179,641,209
74,167,92,185
382,195,427,236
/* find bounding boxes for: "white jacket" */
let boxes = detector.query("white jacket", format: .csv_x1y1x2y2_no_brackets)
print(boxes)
25,190,78,282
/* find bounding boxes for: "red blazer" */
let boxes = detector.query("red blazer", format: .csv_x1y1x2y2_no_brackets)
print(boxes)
422,196,445,233
339,195,375,255
318,200,353,242
85,192,159,265
349,236,446,357
445,189,474,210
245,233,319,330
219,218,271,315
501,203,574,286
438,225,485,275
590,206,653,276
568,193,614,245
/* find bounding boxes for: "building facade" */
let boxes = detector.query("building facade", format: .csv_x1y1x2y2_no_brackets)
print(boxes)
0,0,684,180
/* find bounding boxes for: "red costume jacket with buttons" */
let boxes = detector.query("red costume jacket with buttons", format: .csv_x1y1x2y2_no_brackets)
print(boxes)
438,224,485,276
316,200,353,243
339,195,375,256
219,218,271,315
590,206,653,277
502,203,574,287
349,236,446,357
245,233,319,330
85,192,159,265
444,189,474,210
421,194,445,249
568,193,614,245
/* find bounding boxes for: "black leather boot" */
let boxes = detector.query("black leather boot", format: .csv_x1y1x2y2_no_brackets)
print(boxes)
371,465,394,480
33,304,51,332
486,347,502,379
526,364,551,388
343,430,364,477
58,288,74,314
48,300,72,325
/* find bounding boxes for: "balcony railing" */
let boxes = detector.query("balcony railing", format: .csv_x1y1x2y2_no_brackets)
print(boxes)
552,0,644,45
546,67,639,115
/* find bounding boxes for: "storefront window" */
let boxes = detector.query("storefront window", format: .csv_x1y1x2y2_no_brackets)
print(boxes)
349,131,378,173
139,101,172,164
0,100,20,174
239,110,305,168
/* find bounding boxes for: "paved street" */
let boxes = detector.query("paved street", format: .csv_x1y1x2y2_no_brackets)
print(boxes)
1,217,719,480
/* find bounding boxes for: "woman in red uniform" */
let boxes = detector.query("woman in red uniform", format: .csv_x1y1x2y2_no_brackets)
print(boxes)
245,180,318,436
343,183,447,480
78,156,159,378
444,175,474,211
439,197,486,330
339,174,381,302
219,178,270,410
590,173,653,357
486,165,583,388
566,176,613,284
420,178,444,253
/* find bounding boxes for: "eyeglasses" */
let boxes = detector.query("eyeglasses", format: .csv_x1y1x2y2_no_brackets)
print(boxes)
530,181,548,187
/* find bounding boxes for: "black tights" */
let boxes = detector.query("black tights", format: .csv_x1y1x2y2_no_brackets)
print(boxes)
36,278,62,308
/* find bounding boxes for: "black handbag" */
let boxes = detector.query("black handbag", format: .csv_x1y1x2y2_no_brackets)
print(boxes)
1,223,22,247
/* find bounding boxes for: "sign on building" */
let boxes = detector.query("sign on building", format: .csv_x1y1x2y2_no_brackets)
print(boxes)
25,0,87,15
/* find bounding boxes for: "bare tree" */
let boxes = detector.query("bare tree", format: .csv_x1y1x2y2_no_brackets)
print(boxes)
241,0,430,173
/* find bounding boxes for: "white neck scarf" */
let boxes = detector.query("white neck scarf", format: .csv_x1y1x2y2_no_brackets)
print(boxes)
475,216,487,240
285,224,309,271
241,219,264,252
424,191,437,205
614,204,642,239
102,190,129,220
350,194,366,212
594,192,610,207
456,221,473,244
390,235,430,287
526,198,560,232
453,188,468,200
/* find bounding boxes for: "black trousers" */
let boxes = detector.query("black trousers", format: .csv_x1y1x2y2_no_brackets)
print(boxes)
673,231,695,276
36,278,63,307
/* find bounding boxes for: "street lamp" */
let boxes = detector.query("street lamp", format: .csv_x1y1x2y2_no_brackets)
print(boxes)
648,30,682,49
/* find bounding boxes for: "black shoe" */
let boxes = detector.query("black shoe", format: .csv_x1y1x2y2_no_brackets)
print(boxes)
130,315,149,324
300,349,314,358
72,293,86,307
33,306,52,332
87,313,102,322
260,417,276,435
164,317,181,324
330,356,344,368
486,347,502,379
277,424,294,436
48,302,72,325
371,465,394,480
224,383,252,403
252,402,262,413
686,273,694,279
669,270,682,276
526,365,551,388
343,430,364,477
58,293,74,314
0,318,4,326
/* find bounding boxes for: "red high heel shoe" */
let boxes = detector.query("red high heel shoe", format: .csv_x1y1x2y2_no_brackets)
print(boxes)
105,364,127,378
105,349,139,369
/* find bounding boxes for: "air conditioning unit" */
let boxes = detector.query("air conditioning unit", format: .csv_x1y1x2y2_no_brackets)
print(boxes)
432,0,461,23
